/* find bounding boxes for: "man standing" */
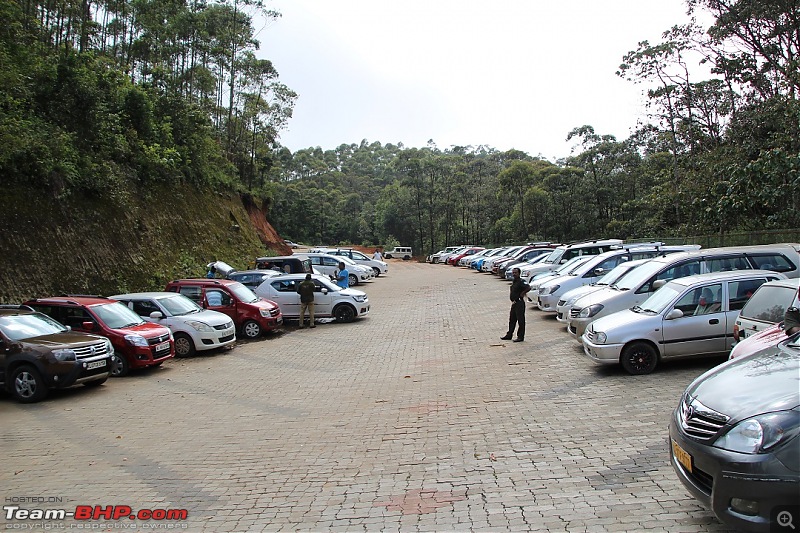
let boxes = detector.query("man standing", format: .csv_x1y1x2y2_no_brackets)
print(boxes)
296,274,316,328
372,249,383,261
335,262,350,289
501,267,530,342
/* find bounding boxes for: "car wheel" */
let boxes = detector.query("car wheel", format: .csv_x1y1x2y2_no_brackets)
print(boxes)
372,267,381,277
385,254,392,259
174,333,196,357
109,351,130,377
620,342,659,375
242,320,262,339
83,376,108,387
432,257,438,264
11,365,48,403
333,304,356,323
403,255,410,260
349,274,358,286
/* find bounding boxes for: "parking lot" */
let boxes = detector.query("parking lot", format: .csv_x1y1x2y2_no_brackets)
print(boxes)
1,261,734,532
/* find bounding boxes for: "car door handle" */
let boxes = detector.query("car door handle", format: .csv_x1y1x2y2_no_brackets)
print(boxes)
709,319,720,325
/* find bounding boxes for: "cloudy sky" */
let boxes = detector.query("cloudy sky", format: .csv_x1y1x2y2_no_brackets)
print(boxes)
258,1,703,160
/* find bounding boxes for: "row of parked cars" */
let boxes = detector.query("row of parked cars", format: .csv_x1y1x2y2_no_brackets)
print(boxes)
436,239,800,532
0,248,384,404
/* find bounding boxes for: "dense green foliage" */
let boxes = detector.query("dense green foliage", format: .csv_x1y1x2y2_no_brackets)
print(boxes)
1,0,798,256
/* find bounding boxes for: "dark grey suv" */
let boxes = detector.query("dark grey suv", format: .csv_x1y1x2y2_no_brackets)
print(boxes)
669,331,800,532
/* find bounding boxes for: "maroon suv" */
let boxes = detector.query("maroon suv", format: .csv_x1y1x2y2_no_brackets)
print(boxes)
25,296,174,377
164,279,282,338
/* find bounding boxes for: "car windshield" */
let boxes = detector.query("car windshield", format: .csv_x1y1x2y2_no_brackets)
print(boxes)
229,282,260,303
555,256,590,274
93,302,146,328
634,284,683,314
159,295,202,316
596,261,644,286
614,260,665,291
351,252,368,260
544,248,565,264
0,313,67,340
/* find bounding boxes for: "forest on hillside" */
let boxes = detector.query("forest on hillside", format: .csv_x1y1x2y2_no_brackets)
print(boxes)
1,0,798,255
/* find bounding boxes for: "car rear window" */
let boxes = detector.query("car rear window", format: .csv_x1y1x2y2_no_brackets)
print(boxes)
747,253,796,273
740,285,798,322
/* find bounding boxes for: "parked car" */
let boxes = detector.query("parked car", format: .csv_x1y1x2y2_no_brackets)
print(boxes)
568,244,800,341
303,253,374,285
25,296,174,378
385,246,413,260
254,274,370,323
110,292,236,358
0,305,112,403
498,247,556,278
164,279,282,339
504,252,550,280
227,269,281,290
581,270,784,374
322,248,389,276
555,259,651,324
254,255,312,274
428,246,461,264
481,246,527,273
669,331,800,531
527,256,596,302
459,248,493,267
447,247,485,266
733,278,800,343
518,239,626,282
284,239,300,248
536,245,701,313
729,322,787,360
473,247,509,271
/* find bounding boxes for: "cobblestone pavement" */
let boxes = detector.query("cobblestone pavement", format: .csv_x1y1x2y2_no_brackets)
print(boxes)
1,261,735,532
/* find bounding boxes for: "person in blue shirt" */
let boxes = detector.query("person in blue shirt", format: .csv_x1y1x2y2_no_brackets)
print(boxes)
335,262,349,289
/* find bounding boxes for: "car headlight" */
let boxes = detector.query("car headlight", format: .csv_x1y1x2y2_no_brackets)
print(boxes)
185,320,214,332
715,411,800,454
579,304,604,318
53,349,77,362
104,338,113,353
124,334,148,347
540,285,560,296
352,295,367,303
593,331,608,344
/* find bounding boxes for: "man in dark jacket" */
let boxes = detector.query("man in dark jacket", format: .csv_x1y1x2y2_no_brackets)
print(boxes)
296,274,316,328
501,267,530,342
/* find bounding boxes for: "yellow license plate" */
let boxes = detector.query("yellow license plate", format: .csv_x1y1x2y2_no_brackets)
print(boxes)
672,439,693,473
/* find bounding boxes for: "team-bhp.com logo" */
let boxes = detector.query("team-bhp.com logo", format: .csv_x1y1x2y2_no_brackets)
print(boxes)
4,504,188,525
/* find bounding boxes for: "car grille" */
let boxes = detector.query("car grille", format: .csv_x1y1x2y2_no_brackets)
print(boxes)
213,321,234,331
678,397,729,441
569,308,581,319
218,334,235,343
269,308,280,317
74,342,110,360
557,299,567,307
147,333,171,345
584,329,596,343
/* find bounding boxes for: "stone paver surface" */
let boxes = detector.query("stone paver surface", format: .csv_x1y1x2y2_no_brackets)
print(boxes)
1,261,733,532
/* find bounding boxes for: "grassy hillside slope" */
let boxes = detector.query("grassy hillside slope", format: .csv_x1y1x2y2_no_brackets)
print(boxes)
0,184,288,302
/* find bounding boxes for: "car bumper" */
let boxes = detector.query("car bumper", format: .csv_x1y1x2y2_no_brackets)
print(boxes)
582,339,623,364
537,295,558,312
128,344,174,369
669,415,800,532
570,317,591,341
49,356,111,388
195,326,236,350
259,315,283,331
556,305,572,323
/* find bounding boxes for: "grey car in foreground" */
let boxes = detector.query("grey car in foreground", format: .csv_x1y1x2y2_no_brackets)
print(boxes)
669,332,800,532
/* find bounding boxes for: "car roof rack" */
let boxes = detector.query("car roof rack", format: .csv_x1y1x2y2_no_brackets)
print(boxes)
0,304,35,311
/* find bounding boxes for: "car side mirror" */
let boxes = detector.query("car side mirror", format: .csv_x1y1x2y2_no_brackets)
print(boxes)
82,321,96,330
322,288,329,295
149,311,163,319
653,279,666,290
665,309,683,320
594,268,605,276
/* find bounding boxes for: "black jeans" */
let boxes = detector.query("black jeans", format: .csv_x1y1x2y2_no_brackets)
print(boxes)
506,300,525,339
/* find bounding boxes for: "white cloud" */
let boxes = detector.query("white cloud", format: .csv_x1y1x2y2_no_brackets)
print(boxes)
259,0,703,158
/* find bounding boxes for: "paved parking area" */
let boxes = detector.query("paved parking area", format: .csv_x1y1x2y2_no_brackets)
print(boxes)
1,261,734,532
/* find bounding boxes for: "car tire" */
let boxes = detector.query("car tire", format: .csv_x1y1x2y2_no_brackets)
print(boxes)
348,274,358,286
333,304,356,323
83,376,108,387
432,257,438,264
385,254,392,259
620,342,659,375
372,267,381,277
11,365,48,403
174,333,196,358
109,351,130,377
403,255,410,260
242,320,262,339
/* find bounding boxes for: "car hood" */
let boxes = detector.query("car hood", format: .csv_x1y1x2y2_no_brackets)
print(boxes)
730,323,786,360
561,285,603,303
590,309,655,336
184,309,233,326
572,287,620,308
339,288,367,298
22,331,107,348
114,321,171,338
686,337,800,422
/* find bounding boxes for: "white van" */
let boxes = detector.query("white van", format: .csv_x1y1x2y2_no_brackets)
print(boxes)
385,247,413,260
733,278,800,342
568,243,800,341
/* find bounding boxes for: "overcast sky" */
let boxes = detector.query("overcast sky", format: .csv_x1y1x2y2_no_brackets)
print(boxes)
258,1,703,160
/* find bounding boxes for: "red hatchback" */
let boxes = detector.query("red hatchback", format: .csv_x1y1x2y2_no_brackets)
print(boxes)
25,296,174,377
164,279,283,339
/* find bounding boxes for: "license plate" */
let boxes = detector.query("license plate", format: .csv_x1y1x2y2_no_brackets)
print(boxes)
155,341,170,352
86,360,107,370
277,317,283,324
672,439,693,473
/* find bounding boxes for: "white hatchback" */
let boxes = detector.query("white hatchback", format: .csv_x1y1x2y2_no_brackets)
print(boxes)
255,274,370,323
111,292,236,357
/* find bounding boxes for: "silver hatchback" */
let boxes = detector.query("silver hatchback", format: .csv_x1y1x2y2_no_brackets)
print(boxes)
582,271,786,374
